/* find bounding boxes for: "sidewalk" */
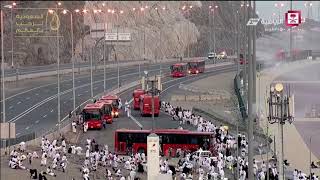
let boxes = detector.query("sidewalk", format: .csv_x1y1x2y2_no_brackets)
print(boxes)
257,59,320,174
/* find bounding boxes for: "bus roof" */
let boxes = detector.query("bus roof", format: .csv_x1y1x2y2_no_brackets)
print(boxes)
188,59,205,63
115,129,213,136
134,89,145,93
84,103,104,110
171,63,187,67
96,100,113,105
101,94,119,100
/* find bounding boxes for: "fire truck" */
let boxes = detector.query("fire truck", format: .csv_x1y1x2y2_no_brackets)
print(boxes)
82,103,104,129
187,60,205,74
139,94,160,117
101,95,120,118
95,100,113,124
132,89,146,110
170,63,188,78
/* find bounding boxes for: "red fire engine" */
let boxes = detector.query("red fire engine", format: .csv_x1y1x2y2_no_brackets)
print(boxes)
101,95,120,118
95,100,113,124
187,60,205,74
82,103,104,129
132,89,146,110
139,94,160,117
170,63,188,78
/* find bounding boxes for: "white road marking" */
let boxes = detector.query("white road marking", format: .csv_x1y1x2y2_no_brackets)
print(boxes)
16,133,21,136
94,87,98,90
50,109,54,113
78,94,82,97
64,101,67,104
25,126,30,130
85,90,89,93
17,101,21,104
35,120,39,124
26,97,30,100
35,93,39,96
43,114,47,118
78,80,81,83
129,98,134,103
129,115,143,128
9,106,13,109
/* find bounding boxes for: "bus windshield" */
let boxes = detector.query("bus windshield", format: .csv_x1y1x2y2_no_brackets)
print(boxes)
104,104,112,115
171,66,183,72
83,110,101,121
188,62,198,69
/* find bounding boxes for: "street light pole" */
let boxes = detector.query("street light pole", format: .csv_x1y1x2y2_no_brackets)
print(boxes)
253,0,257,104
1,9,6,125
90,48,93,100
70,12,76,111
56,7,61,132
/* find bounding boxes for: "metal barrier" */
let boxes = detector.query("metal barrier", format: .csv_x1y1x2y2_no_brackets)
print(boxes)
0,132,36,148
234,74,247,120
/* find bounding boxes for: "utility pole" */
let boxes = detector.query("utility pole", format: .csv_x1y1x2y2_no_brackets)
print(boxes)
235,7,240,75
209,8,213,52
213,8,216,54
247,1,254,180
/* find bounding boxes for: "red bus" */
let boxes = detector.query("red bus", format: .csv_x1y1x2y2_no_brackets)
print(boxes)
170,63,188,78
132,89,146,110
101,95,120,118
139,94,160,117
187,60,205,74
95,100,113,124
114,129,214,156
82,103,104,129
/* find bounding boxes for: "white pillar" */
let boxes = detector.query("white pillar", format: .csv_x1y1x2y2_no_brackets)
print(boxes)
147,134,160,180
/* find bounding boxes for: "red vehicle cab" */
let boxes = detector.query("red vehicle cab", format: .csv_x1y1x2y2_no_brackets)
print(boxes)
139,94,160,117
95,100,113,124
239,54,248,65
114,129,214,155
101,95,120,118
170,63,188,78
82,103,104,129
133,89,146,110
187,60,205,74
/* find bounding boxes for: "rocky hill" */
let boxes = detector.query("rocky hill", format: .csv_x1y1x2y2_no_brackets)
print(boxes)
1,1,261,67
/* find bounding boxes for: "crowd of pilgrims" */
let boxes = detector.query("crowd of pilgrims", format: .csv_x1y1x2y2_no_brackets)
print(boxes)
6,100,319,180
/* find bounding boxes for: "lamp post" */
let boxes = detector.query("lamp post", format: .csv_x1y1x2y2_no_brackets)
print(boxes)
1,9,6,126
309,131,320,179
62,9,76,111
267,83,294,180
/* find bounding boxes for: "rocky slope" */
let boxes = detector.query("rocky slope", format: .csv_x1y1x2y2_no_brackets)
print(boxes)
1,1,260,66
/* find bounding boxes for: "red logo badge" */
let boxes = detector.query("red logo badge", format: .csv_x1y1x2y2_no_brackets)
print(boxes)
285,10,302,27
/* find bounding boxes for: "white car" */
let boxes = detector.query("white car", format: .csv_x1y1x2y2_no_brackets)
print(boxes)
217,52,227,59
208,52,217,59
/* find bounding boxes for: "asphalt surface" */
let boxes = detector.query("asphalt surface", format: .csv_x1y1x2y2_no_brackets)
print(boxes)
1,62,174,137
274,63,320,159
3,60,139,77
79,64,237,152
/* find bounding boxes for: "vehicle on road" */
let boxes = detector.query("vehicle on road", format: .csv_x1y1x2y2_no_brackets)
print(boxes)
101,95,120,118
217,51,227,59
114,129,214,155
139,94,160,117
187,60,205,74
82,103,104,130
132,89,146,110
208,52,217,59
95,100,113,124
170,63,188,78
239,54,248,65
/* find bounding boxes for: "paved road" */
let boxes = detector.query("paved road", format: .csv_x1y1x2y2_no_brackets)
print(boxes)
78,64,237,152
1,62,173,137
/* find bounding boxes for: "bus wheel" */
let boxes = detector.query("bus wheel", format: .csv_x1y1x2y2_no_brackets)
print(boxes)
155,113,159,117
138,147,146,154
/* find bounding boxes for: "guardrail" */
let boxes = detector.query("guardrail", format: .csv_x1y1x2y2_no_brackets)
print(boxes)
234,74,247,120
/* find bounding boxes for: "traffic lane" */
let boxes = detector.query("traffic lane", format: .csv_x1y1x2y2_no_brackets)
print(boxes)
14,68,169,136
294,121,320,159
3,64,167,122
